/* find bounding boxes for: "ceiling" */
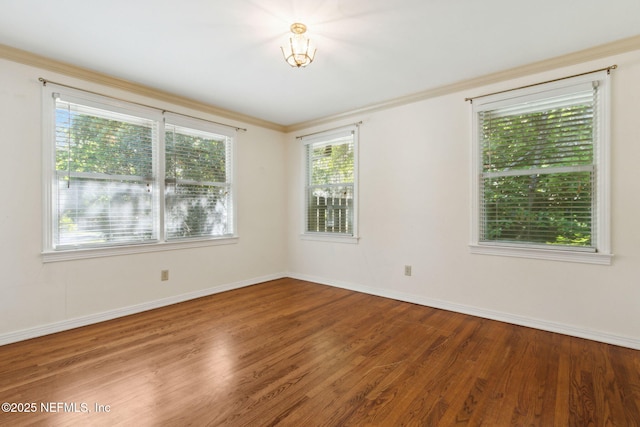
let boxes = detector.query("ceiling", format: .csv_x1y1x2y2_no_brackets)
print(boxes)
1,0,640,128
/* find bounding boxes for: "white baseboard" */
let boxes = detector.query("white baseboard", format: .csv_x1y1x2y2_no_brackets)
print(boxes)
4,272,638,351
287,272,640,351
0,273,286,346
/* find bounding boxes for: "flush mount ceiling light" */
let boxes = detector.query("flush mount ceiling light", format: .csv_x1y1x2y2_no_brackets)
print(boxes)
281,23,316,68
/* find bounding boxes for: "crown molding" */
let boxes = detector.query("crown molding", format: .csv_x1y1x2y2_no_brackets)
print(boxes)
284,34,640,133
3,34,640,135
0,43,286,132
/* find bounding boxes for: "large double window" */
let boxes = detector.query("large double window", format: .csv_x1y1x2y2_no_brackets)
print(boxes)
470,71,611,264
302,127,358,240
43,85,235,259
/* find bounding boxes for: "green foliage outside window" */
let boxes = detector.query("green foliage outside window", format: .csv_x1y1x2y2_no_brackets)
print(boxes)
165,127,229,239
55,114,153,177
53,104,231,248
480,104,594,247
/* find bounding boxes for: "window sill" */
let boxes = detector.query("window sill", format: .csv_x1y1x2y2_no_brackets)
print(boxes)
469,244,612,265
42,236,239,263
300,233,359,244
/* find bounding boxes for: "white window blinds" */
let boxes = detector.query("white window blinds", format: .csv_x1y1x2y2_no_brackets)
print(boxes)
473,76,608,254
164,116,234,240
53,95,158,248
303,129,356,235
45,85,237,253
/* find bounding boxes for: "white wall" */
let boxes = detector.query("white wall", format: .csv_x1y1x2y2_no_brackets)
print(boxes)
286,50,640,349
2,48,640,349
0,59,287,342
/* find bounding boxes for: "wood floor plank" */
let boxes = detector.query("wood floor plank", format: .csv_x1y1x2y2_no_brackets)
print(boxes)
0,278,638,426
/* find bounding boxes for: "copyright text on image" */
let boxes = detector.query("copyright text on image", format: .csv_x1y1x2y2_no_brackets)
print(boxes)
2,402,111,413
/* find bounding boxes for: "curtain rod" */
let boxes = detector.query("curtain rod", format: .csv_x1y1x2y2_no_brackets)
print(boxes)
464,65,617,103
38,77,248,132
296,121,363,140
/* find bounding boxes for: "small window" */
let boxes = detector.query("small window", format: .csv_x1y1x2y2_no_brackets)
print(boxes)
470,72,611,264
302,127,358,240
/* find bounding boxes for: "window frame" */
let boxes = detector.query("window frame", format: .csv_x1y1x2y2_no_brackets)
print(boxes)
300,126,359,243
163,112,236,242
42,84,237,262
469,72,612,265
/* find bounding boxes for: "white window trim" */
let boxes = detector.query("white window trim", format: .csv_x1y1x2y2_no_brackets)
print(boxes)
41,84,238,262
469,71,612,265
300,125,359,243
163,112,237,241
300,233,360,244
42,237,239,263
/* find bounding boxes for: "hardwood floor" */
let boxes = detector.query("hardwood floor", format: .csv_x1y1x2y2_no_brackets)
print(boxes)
0,278,638,426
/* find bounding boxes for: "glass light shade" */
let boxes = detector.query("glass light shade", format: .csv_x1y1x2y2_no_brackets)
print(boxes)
281,23,316,68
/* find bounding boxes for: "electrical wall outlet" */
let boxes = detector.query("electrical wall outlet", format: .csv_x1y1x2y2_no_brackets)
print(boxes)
161,270,169,281
404,265,412,276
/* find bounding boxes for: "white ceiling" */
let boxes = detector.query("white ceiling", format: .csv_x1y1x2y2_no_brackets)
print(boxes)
1,0,639,127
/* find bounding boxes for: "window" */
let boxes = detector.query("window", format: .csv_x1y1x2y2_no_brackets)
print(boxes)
470,72,611,264
164,114,233,240
302,127,358,241
43,85,236,260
